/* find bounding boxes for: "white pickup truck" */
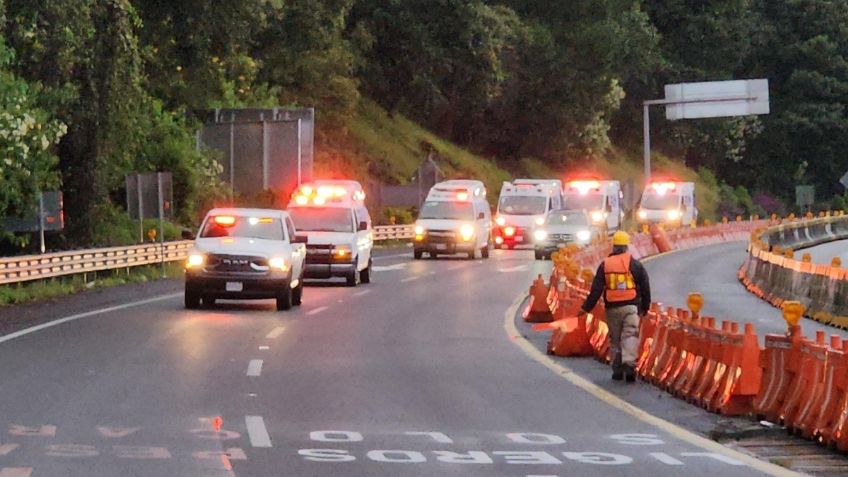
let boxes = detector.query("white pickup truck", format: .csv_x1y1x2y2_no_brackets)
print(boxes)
184,208,307,311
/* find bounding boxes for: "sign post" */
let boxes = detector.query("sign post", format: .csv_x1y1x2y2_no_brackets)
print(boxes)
643,79,770,184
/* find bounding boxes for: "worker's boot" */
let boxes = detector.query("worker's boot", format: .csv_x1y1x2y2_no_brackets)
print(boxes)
623,365,636,383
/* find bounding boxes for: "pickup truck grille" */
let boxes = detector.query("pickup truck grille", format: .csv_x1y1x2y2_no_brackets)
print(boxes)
206,254,267,273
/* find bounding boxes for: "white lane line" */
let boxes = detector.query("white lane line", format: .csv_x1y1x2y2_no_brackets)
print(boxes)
0,469,33,477
265,326,286,339
498,265,528,272
503,293,801,477
373,253,410,261
246,359,263,377
245,416,272,448
259,346,270,351
353,289,371,297
0,293,182,346
306,306,329,316
373,263,407,272
400,276,419,283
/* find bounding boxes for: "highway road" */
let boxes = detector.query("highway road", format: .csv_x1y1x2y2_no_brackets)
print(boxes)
0,246,806,477
644,241,848,341
804,239,848,266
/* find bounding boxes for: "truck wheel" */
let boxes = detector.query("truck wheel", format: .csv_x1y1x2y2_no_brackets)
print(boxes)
481,244,490,259
346,266,360,287
360,260,372,284
413,250,423,260
276,285,293,311
292,278,303,306
534,250,543,260
467,249,476,260
184,289,200,309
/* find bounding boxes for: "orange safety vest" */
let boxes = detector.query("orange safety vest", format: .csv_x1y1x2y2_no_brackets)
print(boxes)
604,252,637,303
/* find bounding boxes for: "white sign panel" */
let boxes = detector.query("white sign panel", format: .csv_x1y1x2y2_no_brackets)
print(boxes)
665,79,769,120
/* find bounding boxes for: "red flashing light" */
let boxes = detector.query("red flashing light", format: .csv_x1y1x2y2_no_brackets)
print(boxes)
214,215,236,226
650,182,677,195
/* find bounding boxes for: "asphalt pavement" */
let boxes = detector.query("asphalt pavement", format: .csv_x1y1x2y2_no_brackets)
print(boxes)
803,239,848,265
0,245,794,476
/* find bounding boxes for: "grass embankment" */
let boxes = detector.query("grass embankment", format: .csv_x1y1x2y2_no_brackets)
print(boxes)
0,263,183,306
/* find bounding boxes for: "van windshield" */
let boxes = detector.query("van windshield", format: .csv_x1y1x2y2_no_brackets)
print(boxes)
641,194,680,210
288,207,353,233
200,216,284,240
498,196,547,215
564,193,603,210
419,201,474,220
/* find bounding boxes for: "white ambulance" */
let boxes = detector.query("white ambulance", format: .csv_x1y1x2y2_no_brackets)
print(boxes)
494,179,563,249
287,180,373,286
413,180,493,259
637,181,697,227
562,179,623,232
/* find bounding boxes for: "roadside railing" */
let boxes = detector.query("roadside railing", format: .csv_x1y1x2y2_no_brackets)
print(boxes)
0,225,416,286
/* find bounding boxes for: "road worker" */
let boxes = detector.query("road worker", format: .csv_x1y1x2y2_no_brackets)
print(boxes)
578,231,651,382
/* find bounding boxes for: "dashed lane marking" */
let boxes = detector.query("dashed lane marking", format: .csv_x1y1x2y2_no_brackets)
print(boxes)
306,306,329,316
353,290,371,297
0,469,32,477
245,416,272,448
258,346,270,351
401,276,419,283
246,360,263,377
503,292,801,477
372,264,407,272
0,293,182,346
265,326,285,339
498,265,528,272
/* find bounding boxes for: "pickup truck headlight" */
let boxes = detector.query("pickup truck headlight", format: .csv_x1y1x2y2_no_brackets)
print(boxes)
576,230,591,242
333,245,352,260
186,253,205,269
459,224,475,241
269,257,289,271
534,229,548,241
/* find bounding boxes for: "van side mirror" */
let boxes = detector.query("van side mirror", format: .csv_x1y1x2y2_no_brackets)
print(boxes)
292,235,309,244
358,221,369,231
477,212,485,220
181,229,196,240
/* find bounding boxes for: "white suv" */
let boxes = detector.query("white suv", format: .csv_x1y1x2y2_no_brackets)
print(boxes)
184,208,307,311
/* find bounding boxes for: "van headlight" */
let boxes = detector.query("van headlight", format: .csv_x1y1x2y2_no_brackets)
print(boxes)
638,209,648,219
414,225,425,235
667,209,680,220
534,229,548,241
186,253,205,269
459,224,475,241
269,257,289,271
576,230,591,242
591,210,604,222
535,216,545,226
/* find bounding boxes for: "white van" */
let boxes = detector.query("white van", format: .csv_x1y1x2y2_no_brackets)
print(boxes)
562,179,623,232
637,181,697,227
287,180,373,286
494,179,563,249
413,180,493,259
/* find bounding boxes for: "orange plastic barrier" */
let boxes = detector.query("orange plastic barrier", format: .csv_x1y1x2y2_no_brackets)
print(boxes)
524,274,553,323
753,326,805,422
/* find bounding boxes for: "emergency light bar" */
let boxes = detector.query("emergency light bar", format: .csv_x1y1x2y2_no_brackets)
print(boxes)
291,181,366,206
649,182,677,195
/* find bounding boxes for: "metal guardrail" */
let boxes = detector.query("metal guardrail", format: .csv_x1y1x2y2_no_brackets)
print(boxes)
373,224,414,241
0,241,195,285
0,225,416,285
